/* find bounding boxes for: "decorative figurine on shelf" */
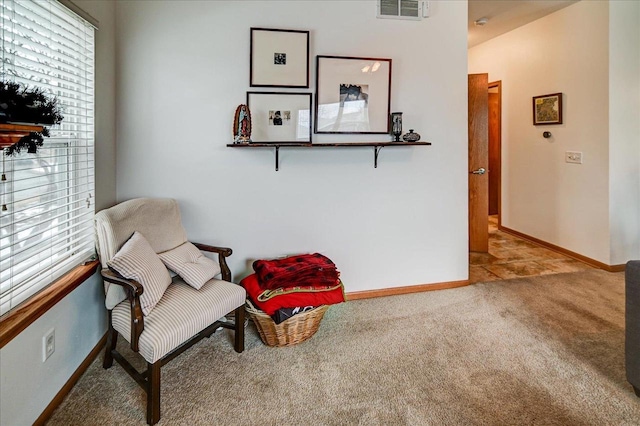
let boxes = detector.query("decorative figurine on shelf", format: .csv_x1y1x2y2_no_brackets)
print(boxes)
390,112,402,142
402,129,421,142
233,104,252,144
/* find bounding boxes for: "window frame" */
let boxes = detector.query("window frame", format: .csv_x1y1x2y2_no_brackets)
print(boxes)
0,0,97,322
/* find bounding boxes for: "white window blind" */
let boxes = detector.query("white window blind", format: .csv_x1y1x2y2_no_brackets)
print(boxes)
0,0,95,315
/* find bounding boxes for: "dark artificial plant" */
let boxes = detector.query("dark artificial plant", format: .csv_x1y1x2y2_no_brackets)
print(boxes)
0,81,64,156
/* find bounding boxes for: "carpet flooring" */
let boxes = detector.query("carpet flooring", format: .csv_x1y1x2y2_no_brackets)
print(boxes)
47,269,640,425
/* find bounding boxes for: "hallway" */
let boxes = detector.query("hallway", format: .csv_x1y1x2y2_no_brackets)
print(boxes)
469,216,593,284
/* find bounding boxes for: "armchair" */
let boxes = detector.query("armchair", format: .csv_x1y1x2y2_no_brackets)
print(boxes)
95,198,245,425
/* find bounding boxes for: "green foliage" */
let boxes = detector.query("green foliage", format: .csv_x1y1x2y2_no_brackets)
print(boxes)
0,81,64,156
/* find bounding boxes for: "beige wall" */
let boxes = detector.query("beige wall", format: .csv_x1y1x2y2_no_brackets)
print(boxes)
609,0,640,263
469,1,612,263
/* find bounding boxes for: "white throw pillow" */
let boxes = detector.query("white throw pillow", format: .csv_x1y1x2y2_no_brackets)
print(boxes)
159,242,222,290
107,231,172,316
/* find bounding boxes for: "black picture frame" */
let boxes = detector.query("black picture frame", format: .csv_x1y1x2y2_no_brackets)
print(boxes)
250,28,310,88
314,55,392,135
247,91,313,143
533,92,563,125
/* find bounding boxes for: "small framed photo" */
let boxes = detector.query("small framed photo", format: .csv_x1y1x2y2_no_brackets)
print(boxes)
247,91,312,143
250,28,310,88
533,93,563,125
315,55,392,134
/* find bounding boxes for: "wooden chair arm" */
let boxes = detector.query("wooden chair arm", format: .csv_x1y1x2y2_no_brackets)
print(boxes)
102,268,143,296
192,242,233,282
101,269,144,353
192,243,232,257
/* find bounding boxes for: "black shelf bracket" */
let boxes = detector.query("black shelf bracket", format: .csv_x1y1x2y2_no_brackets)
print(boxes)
374,146,383,168
275,145,280,171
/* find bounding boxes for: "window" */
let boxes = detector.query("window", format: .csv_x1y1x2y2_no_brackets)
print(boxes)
0,0,95,315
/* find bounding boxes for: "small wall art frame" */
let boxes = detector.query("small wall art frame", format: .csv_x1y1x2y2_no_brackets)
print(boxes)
250,27,310,88
247,91,313,143
315,55,392,135
532,92,563,125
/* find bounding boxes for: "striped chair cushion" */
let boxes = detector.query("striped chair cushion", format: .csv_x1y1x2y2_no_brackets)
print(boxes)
159,242,221,290
107,231,171,316
112,278,246,363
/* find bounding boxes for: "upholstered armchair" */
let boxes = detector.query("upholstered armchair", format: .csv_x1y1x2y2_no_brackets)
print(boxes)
627,260,640,397
95,198,246,425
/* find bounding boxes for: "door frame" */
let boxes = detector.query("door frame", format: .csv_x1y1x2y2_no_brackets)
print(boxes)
488,80,502,228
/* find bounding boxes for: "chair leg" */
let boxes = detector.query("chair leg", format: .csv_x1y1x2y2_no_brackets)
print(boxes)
147,361,161,425
234,305,245,353
102,326,118,369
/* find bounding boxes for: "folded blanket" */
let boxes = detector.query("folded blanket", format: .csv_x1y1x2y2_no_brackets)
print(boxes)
253,253,339,290
241,273,345,316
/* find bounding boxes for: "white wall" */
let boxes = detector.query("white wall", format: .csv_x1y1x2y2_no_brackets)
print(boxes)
0,273,106,425
115,1,470,291
90,0,118,212
469,1,612,263
609,0,640,263
0,1,116,424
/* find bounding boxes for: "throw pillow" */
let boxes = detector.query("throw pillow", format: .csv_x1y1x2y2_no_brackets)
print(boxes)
159,242,221,289
107,231,172,316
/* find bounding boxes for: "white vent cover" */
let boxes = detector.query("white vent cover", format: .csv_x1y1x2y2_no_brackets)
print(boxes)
377,0,429,20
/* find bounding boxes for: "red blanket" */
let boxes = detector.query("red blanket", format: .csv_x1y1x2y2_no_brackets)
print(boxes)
241,273,345,316
252,253,339,290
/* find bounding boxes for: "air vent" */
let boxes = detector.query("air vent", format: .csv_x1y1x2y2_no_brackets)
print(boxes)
377,0,429,20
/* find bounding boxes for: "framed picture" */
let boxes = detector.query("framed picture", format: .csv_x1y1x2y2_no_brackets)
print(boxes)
250,28,310,88
315,55,392,134
247,91,312,143
533,93,563,125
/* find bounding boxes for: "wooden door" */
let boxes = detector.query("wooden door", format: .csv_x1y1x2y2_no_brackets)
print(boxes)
488,87,500,215
468,74,489,252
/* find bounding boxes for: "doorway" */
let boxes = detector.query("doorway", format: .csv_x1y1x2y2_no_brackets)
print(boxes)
488,81,502,226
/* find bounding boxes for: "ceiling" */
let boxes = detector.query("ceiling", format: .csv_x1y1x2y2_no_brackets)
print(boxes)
468,0,579,48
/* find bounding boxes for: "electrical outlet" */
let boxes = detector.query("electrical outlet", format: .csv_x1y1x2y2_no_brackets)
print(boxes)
565,151,583,164
43,328,55,362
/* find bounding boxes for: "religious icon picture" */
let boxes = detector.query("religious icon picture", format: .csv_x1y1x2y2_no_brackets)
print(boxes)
232,104,252,144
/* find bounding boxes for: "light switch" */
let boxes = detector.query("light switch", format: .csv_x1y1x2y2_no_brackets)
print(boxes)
565,151,582,164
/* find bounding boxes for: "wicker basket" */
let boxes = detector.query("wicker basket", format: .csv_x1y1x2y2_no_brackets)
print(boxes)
245,299,329,347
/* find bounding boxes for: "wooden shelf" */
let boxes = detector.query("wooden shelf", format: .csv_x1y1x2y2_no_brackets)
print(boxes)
0,123,44,149
226,141,431,170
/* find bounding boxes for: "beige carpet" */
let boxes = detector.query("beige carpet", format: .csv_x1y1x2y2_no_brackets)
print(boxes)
47,269,640,425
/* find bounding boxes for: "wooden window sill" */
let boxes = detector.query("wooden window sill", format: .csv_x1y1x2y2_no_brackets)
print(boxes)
0,260,100,349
